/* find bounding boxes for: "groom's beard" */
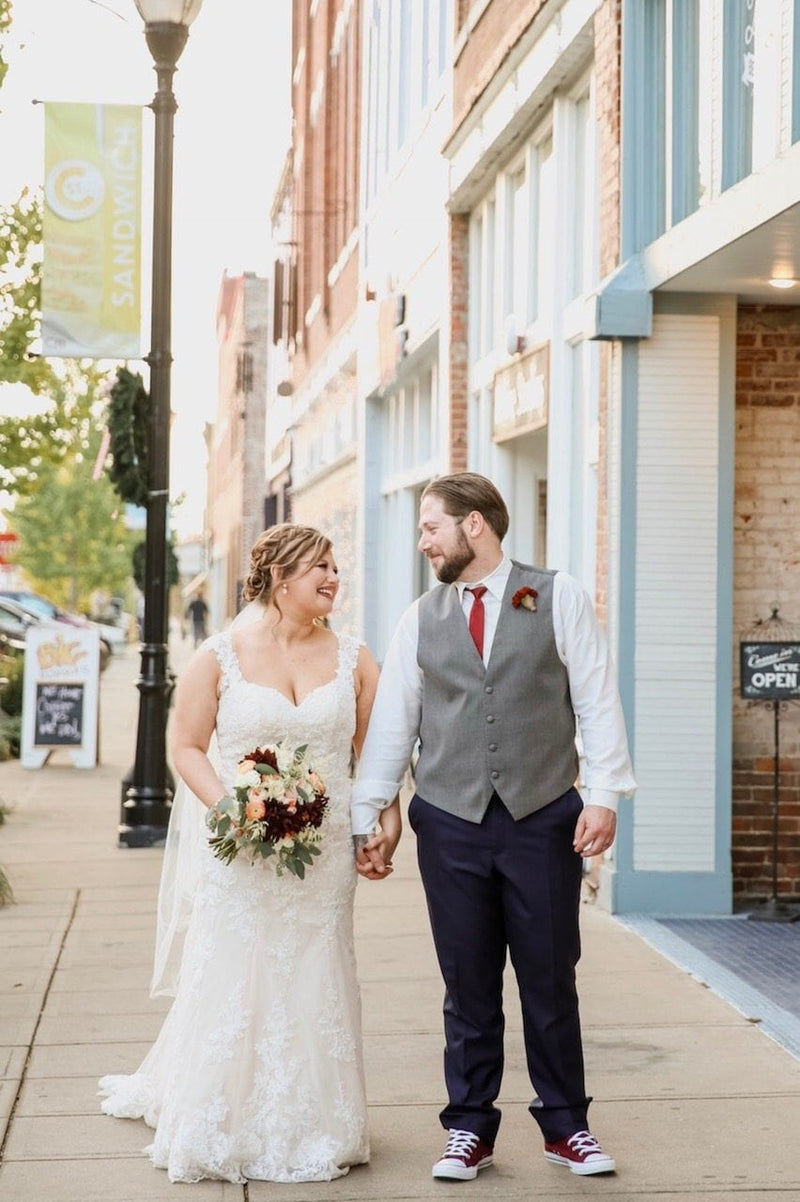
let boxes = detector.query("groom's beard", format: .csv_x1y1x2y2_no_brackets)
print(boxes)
433,528,476,584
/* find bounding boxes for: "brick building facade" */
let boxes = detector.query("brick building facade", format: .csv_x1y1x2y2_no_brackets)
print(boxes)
733,306,800,900
283,0,361,635
273,0,800,911
207,274,269,630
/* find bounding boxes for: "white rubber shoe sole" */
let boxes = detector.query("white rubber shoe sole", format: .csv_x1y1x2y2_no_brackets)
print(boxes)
432,1152,493,1180
544,1148,616,1175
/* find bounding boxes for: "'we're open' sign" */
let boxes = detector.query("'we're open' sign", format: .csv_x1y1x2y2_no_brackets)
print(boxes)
740,642,800,700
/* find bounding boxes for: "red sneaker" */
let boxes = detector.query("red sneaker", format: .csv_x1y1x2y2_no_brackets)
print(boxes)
544,1130,616,1175
432,1129,494,1180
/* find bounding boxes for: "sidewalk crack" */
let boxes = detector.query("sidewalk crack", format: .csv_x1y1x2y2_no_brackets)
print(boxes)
0,887,81,1165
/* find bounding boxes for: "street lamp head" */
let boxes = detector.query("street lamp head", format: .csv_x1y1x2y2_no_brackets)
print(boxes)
134,0,203,26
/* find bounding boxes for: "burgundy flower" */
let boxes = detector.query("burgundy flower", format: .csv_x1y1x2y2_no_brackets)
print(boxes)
511,586,538,612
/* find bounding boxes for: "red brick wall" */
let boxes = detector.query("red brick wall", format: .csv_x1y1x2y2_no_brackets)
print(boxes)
733,305,800,901
290,0,359,392
452,1,549,135
449,212,469,472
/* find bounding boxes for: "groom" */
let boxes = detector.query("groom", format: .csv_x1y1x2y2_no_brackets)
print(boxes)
353,472,635,1180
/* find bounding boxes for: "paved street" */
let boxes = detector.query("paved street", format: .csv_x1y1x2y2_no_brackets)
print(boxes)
1,643,800,1200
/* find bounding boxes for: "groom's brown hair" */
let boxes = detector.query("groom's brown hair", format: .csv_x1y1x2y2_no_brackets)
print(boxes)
422,473,509,541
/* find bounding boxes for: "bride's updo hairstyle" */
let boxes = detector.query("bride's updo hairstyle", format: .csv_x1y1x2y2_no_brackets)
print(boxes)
243,524,333,605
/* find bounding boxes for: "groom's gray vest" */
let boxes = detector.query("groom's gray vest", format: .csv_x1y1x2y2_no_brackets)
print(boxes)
414,562,578,822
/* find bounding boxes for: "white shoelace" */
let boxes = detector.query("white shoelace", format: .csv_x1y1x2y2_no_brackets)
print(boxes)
568,1131,603,1156
442,1129,480,1159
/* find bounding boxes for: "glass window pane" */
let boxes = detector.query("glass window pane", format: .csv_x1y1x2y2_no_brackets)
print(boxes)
483,200,496,357
721,0,754,189
671,0,700,222
570,96,589,299
536,140,554,320
418,369,433,461
403,386,415,468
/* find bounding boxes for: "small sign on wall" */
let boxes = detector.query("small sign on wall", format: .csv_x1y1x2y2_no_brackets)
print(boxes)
740,641,800,699
21,624,100,769
493,343,549,443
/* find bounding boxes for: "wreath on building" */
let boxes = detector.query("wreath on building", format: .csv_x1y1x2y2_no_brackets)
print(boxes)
105,366,150,508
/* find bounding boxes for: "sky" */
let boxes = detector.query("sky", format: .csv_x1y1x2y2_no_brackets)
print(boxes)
0,0,292,537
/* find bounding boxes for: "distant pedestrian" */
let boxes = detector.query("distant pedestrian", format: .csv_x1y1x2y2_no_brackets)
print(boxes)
185,592,209,648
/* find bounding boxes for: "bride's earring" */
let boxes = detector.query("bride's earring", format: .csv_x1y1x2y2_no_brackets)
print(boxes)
281,584,288,594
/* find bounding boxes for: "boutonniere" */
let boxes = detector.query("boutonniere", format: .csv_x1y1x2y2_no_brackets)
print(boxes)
511,586,538,612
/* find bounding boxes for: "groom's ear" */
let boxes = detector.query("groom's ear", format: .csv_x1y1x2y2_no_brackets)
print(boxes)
464,510,485,538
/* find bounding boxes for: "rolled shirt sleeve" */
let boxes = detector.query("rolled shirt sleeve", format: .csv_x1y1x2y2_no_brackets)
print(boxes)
351,602,423,834
553,572,636,813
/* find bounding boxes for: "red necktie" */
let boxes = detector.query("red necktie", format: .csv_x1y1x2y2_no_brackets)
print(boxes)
467,586,488,658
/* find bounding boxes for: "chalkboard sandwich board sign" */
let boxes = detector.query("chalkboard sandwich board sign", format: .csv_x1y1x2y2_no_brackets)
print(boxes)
34,682,85,747
21,624,100,769
740,641,800,700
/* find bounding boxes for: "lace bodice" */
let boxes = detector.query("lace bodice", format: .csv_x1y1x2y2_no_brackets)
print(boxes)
207,629,359,796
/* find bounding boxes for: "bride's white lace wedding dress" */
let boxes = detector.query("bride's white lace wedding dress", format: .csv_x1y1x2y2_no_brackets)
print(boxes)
99,632,369,1184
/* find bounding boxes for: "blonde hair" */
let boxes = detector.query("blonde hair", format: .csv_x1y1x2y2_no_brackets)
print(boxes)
243,524,333,604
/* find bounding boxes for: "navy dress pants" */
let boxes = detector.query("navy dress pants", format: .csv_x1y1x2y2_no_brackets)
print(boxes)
408,789,590,1145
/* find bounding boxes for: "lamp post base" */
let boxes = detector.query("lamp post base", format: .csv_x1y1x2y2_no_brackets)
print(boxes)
119,773,173,848
118,820,170,849
747,898,800,923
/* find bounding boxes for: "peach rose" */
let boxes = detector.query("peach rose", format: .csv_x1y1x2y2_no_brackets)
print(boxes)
239,759,257,773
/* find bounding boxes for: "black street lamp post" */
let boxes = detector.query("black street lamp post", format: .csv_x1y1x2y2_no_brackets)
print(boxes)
119,0,203,848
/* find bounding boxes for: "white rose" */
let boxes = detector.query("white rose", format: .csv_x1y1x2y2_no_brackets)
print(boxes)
236,769,262,789
264,775,285,800
275,742,294,774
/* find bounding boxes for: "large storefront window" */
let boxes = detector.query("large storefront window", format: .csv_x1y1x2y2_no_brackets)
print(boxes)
365,354,440,657
466,96,597,581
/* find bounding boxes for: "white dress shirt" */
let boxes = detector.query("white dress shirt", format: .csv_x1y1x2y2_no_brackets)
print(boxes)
352,556,636,834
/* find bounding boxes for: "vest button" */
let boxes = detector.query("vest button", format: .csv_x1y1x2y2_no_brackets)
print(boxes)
490,770,500,779
488,743,498,752
484,685,494,694
486,715,495,723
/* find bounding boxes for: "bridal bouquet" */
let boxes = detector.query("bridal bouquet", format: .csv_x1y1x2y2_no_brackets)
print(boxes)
206,740,329,878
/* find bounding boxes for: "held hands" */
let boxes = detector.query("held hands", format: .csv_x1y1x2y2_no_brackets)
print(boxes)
573,804,616,857
354,800,402,881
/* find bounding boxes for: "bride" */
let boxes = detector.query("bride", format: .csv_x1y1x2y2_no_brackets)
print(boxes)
99,524,401,1184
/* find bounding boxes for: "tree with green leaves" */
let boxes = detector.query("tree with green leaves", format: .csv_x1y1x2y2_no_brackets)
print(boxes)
0,0,108,496
8,436,136,612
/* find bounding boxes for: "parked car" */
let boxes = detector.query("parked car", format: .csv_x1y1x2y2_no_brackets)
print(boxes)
0,596,37,657
0,591,112,670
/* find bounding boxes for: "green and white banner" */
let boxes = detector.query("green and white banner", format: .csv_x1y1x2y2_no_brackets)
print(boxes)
42,103,142,359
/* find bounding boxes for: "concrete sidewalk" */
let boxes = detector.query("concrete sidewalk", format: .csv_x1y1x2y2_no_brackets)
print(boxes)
1,644,799,1201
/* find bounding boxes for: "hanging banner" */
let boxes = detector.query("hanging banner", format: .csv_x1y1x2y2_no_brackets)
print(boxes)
42,103,142,359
